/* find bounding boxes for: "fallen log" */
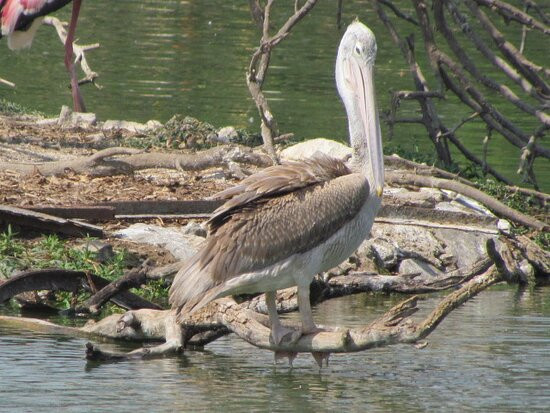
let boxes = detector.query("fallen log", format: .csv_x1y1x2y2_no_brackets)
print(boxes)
0,204,103,237
386,171,548,232
26,200,222,221
0,145,272,177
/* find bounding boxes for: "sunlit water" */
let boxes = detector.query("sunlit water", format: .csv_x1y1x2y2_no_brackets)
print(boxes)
0,0,548,188
1,285,549,412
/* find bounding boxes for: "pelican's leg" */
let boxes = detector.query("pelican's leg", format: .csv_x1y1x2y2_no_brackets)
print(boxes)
296,284,319,334
64,0,86,112
265,291,300,346
297,284,331,368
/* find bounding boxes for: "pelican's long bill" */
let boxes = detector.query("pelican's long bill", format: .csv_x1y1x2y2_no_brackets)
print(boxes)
339,27,384,197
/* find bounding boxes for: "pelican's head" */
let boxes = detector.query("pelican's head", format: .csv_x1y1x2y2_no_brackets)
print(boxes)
336,21,384,198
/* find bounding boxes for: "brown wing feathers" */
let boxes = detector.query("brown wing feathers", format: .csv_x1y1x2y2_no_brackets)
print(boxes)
169,154,368,317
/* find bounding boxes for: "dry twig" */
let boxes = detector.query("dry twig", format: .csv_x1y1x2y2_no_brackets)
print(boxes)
246,0,319,161
42,16,100,88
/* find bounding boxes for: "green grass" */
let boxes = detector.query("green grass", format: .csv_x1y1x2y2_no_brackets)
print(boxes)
120,114,262,150
0,227,169,310
0,98,43,116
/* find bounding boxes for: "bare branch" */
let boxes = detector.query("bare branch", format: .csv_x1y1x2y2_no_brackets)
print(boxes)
375,2,453,166
434,1,550,126
185,266,502,353
0,144,272,176
473,0,550,34
0,269,160,311
246,0,319,161
446,0,545,101
386,171,548,231
336,0,344,29
0,76,15,88
379,0,419,25
465,0,550,92
42,16,100,89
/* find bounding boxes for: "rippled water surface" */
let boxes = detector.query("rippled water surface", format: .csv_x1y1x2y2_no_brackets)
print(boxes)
1,285,549,412
0,0,548,188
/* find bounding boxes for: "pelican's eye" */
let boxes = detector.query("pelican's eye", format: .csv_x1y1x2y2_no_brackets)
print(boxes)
354,43,362,56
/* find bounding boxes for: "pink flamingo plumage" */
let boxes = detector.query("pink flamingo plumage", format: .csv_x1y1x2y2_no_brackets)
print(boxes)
0,0,86,112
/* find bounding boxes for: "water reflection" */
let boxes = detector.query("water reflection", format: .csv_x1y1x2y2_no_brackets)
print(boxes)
1,285,549,412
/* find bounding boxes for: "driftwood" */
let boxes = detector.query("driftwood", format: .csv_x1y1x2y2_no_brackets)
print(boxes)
26,200,222,222
59,264,504,363
238,256,494,317
0,76,15,88
0,204,103,237
3,145,543,231
80,229,544,362
0,269,160,311
0,264,503,363
0,145,272,176
21,200,499,234
386,171,548,232
78,265,151,314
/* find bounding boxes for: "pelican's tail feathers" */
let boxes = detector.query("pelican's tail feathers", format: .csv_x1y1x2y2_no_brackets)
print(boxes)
169,253,225,324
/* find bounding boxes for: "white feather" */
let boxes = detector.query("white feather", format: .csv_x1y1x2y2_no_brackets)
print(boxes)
7,17,44,50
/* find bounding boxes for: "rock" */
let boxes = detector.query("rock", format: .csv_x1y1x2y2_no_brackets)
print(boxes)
181,221,207,238
102,119,162,133
372,224,447,269
114,224,204,261
359,237,402,270
434,229,493,268
398,258,442,277
216,126,239,143
58,105,97,129
280,138,352,161
497,219,512,234
146,120,163,130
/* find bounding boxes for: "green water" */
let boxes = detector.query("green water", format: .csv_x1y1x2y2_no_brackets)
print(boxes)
1,285,549,412
0,0,548,188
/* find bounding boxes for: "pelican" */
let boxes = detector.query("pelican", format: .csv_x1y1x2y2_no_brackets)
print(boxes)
169,20,384,347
